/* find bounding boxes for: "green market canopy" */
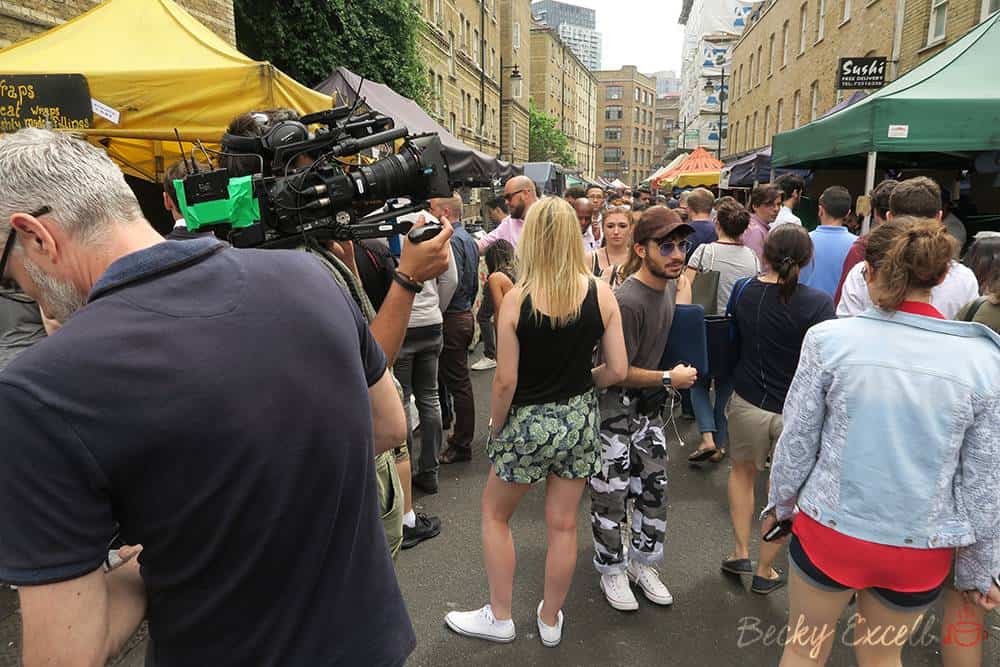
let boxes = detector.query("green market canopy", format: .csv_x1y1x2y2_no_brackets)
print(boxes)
772,11,1000,169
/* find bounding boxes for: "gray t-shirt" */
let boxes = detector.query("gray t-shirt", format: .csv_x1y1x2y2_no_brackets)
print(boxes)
0,299,45,371
615,275,677,374
687,242,760,314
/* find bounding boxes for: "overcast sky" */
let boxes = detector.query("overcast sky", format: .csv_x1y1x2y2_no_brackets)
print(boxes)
554,0,687,74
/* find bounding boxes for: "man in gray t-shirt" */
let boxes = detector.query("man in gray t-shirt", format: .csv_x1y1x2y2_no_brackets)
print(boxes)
590,207,698,614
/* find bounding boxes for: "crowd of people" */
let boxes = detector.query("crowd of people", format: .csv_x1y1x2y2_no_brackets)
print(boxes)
0,121,998,667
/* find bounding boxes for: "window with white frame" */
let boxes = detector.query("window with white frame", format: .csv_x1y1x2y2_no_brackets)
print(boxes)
756,45,763,84
763,106,770,143
810,81,819,121
928,0,948,42
816,0,826,41
751,111,758,147
768,34,776,75
842,0,851,22
513,22,521,49
776,98,784,130
605,127,622,141
511,120,517,150
605,105,623,120
606,85,623,100
793,90,801,127
799,4,808,53
749,53,755,88
782,21,790,66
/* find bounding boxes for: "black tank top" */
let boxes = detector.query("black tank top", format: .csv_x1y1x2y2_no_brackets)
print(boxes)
512,279,605,405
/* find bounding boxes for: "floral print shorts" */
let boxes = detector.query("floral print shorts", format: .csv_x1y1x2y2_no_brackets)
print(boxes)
487,390,602,484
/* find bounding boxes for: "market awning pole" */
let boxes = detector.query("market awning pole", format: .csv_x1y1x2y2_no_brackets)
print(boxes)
862,150,877,234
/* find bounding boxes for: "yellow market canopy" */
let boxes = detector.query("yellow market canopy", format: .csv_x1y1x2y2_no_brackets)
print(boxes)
646,153,688,186
0,0,333,181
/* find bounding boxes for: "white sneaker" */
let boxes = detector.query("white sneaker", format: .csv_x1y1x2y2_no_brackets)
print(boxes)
536,601,564,647
445,604,516,643
627,562,674,606
600,572,639,611
470,357,497,371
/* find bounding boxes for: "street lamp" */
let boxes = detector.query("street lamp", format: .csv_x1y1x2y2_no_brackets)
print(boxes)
498,62,522,161
703,57,728,159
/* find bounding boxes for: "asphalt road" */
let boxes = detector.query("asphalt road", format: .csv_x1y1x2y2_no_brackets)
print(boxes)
1,360,996,666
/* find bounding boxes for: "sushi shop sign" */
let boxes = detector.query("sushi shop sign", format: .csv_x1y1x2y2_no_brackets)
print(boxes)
836,57,887,89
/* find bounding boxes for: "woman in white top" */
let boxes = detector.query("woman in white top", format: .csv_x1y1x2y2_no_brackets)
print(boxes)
683,200,760,463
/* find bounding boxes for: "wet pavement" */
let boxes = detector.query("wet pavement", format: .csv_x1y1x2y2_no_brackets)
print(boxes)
1,360,996,666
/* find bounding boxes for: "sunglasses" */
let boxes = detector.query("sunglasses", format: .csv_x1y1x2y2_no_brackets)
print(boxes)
652,238,692,257
503,188,528,201
0,205,50,303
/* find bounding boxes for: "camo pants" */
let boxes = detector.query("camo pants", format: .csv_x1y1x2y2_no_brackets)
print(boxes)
590,393,668,574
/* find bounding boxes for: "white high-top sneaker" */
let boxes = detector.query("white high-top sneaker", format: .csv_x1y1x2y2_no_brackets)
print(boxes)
600,571,639,611
627,562,674,606
445,604,516,643
536,601,564,647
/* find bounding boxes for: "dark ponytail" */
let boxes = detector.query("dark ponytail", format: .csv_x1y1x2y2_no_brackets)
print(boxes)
763,225,813,302
864,216,955,311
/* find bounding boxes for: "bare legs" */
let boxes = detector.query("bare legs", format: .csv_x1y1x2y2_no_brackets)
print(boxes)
480,470,587,625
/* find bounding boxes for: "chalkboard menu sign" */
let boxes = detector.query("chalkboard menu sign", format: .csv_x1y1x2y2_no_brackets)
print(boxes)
836,57,887,89
0,74,94,133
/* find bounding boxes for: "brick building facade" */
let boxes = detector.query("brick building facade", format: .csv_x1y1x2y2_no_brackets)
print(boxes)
417,0,502,157
529,23,597,176
654,93,681,164
499,0,532,164
727,0,996,158
0,0,235,47
595,66,656,183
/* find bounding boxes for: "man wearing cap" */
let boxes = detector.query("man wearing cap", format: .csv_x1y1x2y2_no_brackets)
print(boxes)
590,206,698,614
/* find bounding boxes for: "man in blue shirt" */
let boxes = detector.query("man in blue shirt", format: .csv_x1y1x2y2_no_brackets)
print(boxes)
0,128,414,666
801,186,858,296
431,195,479,465
684,188,718,261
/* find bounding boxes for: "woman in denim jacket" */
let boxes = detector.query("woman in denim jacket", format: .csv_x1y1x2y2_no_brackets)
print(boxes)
763,217,1000,666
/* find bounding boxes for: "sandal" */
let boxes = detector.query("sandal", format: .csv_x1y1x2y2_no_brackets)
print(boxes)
687,446,718,463
709,448,727,463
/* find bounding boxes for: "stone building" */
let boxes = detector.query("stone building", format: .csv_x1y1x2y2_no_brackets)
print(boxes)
529,23,598,176
530,0,602,70
595,66,657,184
417,0,502,157
654,93,681,164
499,0,532,164
727,0,997,158
0,0,235,47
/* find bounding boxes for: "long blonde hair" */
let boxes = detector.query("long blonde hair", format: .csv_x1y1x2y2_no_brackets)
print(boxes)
517,197,590,328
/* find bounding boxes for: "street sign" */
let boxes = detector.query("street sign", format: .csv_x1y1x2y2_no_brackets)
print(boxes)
685,129,699,139
836,57,887,89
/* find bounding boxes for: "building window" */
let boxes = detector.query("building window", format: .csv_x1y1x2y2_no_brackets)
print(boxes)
782,21,790,66
603,147,622,163
490,48,495,75
983,0,1000,19
633,147,639,163
606,85,623,100
634,107,640,122
605,105,623,120
756,46,763,84
816,0,826,41
768,34,776,75
748,53,755,89
474,29,480,63
633,127,640,142
928,0,948,42
751,112,757,147
511,120,517,150
448,32,456,75
810,81,819,121
793,90,801,127
799,3,809,54
634,87,640,102
736,65,743,97
513,22,521,49
732,121,739,152
842,0,851,22
763,106,770,143
450,112,456,133
776,98,784,131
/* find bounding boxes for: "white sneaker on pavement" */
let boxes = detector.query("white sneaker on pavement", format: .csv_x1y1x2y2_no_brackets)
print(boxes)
445,604,516,643
600,571,639,611
536,601,564,647
627,562,674,606
470,357,497,371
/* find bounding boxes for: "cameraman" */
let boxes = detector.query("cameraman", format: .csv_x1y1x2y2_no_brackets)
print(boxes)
222,109,452,553
0,128,415,665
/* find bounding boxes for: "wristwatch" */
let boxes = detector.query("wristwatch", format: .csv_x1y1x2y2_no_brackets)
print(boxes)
392,269,423,294
661,370,671,387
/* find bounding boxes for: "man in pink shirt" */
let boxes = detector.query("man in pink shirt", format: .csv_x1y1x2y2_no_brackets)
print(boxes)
741,185,781,263
477,175,538,252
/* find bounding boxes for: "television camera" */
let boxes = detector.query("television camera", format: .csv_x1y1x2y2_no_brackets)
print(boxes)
172,104,452,249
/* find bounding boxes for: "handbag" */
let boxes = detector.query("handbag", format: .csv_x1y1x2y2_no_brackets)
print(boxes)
690,244,721,316
705,276,753,379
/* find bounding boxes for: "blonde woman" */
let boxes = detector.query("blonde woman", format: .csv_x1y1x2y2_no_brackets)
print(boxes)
591,205,633,286
445,197,628,647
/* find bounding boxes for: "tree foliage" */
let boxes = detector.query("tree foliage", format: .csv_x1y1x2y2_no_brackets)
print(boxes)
528,101,575,167
234,0,430,106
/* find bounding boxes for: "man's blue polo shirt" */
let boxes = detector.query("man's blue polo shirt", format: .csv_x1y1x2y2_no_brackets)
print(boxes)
0,238,414,666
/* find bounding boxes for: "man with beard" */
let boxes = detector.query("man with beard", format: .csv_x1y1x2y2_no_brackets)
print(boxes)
0,129,415,666
590,206,698,613
477,175,538,253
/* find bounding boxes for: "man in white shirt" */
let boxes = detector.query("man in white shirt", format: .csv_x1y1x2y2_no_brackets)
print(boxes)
573,197,600,252
837,258,979,319
770,173,804,228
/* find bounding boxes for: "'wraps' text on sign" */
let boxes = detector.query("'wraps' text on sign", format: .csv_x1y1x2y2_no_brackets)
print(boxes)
0,74,94,133
836,57,887,90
